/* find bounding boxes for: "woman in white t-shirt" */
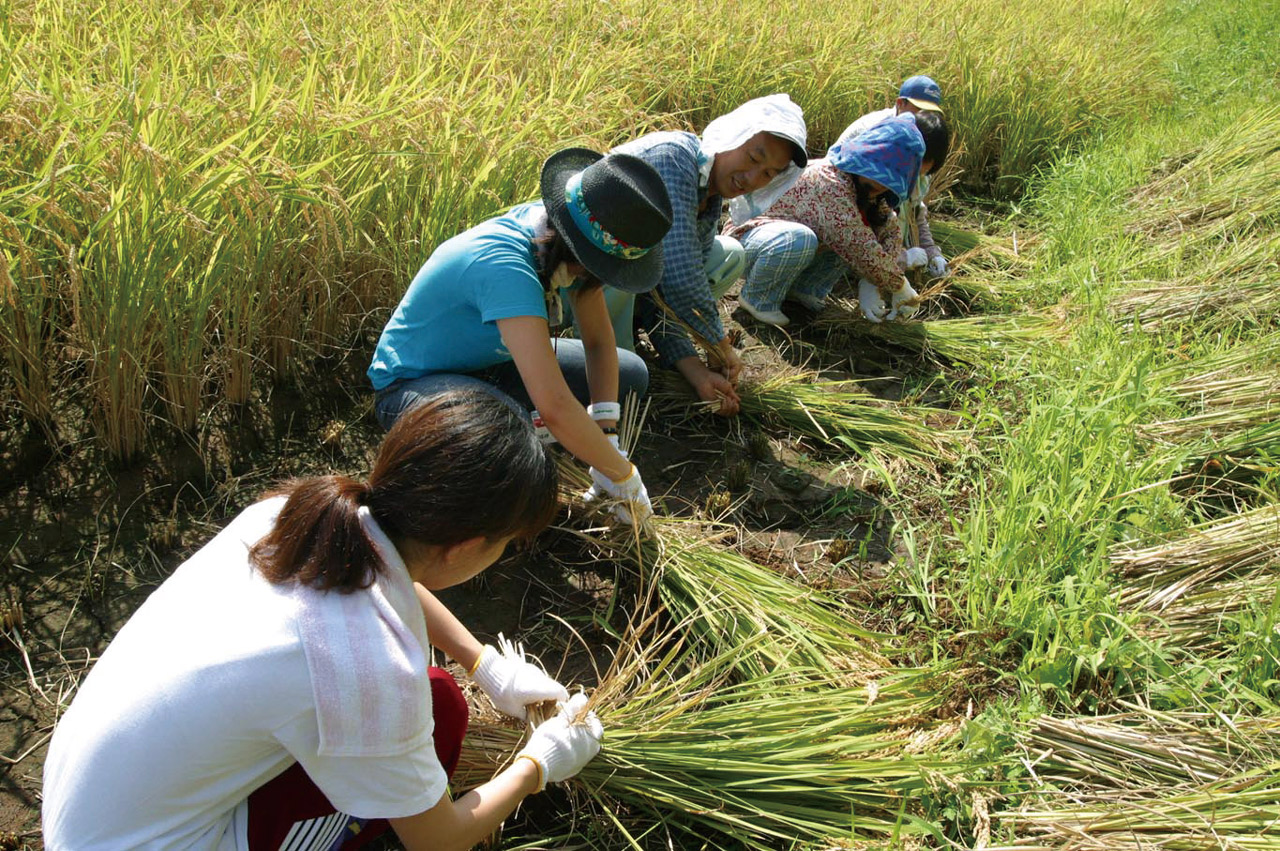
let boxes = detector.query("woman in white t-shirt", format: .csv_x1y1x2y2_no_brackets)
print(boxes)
43,391,603,851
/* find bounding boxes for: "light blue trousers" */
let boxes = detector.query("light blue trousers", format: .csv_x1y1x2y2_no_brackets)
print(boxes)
600,235,746,350
737,222,848,312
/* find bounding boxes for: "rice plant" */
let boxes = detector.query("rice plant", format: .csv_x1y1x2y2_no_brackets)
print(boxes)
649,369,954,464
456,613,963,850
0,0,1170,457
822,305,1069,367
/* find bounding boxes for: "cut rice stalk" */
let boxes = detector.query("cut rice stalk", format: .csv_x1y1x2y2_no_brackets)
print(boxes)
649,369,955,464
456,612,963,850
821,304,1069,366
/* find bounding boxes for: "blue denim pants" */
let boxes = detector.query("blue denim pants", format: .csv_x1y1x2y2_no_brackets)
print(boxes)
373,338,650,431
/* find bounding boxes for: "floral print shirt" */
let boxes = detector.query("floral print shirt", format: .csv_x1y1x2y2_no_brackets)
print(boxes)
726,159,906,294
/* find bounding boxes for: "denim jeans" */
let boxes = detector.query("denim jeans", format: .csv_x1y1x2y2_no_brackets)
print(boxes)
373,338,650,431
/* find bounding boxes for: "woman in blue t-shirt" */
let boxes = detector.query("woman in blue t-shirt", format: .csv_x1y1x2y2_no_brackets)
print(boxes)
369,149,672,525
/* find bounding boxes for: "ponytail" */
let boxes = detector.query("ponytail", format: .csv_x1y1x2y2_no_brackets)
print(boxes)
251,476,380,592
251,391,558,593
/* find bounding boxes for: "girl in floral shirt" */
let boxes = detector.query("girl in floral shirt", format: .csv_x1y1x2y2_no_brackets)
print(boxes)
724,114,927,327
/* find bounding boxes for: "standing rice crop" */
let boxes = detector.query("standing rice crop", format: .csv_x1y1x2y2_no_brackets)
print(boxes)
1,0,1170,457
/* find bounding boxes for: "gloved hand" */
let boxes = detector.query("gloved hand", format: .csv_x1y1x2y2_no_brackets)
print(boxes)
898,247,928,270
471,635,570,721
516,693,603,791
927,254,948,278
584,463,653,525
886,281,921,321
858,279,887,324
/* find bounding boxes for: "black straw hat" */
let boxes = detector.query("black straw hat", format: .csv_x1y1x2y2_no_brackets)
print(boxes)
541,148,673,295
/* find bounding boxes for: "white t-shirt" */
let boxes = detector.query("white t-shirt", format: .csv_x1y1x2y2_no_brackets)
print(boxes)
42,498,449,850
828,107,895,155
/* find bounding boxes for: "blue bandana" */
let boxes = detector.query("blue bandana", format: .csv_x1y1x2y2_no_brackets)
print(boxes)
564,172,653,260
826,114,925,208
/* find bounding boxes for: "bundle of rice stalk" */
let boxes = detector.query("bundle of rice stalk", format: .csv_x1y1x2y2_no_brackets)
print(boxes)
556,408,948,697
1134,572,1280,655
1112,505,1280,612
996,770,1280,850
456,621,962,851
557,471,927,690
1127,104,1280,246
1154,333,1280,407
996,705,1280,849
821,303,1068,367
1017,711,1277,790
1112,235,1280,330
649,369,953,464
1140,406,1280,459
929,220,1034,274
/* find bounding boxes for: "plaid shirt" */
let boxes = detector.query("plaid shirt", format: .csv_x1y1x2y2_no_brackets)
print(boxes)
612,131,723,365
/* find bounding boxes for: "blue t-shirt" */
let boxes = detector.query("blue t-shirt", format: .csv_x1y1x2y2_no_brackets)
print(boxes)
368,202,550,391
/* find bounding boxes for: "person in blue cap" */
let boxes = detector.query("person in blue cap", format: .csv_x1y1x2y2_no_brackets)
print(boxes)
724,114,926,326
829,75,952,279
368,148,673,526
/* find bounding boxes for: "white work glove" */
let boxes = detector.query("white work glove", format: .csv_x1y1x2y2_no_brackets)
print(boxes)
886,281,921,321
927,254,948,278
516,692,603,791
898,247,928,270
858,279,887,324
584,463,653,525
470,635,570,721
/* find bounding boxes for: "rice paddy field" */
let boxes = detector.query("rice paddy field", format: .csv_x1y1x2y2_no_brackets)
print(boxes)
2,0,1279,846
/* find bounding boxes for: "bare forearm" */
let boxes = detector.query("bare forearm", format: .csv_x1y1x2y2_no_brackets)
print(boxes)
539,399,630,479
580,339,620,424
392,759,541,851
415,584,483,670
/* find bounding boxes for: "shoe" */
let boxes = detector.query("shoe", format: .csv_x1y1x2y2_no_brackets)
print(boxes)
738,296,790,327
787,292,827,313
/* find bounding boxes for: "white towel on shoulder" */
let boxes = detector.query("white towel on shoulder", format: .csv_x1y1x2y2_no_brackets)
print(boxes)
295,506,434,758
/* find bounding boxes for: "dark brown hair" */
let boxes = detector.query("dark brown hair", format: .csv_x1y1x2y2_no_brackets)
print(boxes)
250,391,559,592
535,225,602,292
914,111,951,176
853,175,892,229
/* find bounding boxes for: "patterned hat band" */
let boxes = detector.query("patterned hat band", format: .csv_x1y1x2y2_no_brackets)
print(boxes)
564,172,652,260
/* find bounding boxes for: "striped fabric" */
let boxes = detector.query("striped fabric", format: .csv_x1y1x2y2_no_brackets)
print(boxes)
278,812,356,851
737,221,848,311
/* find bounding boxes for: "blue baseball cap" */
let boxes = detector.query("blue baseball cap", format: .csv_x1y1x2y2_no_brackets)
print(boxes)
898,75,943,113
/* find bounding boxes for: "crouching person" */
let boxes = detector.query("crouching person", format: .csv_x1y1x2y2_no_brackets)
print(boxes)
725,114,927,326
43,391,603,851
